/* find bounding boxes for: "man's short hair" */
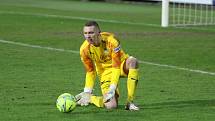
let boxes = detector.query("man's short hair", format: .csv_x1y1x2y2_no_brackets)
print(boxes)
84,21,101,32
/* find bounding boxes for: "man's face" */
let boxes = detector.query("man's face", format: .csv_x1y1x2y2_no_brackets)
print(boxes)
83,26,100,46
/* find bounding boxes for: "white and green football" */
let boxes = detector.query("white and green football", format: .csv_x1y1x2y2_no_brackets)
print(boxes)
56,93,76,113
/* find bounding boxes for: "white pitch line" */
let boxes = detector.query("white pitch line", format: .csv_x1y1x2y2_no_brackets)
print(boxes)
139,61,215,76
0,11,160,27
1,10,215,31
0,39,215,76
0,39,79,54
1,11,215,31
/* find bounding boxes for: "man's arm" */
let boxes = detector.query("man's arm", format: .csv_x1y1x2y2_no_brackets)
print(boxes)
80,46,96,93
78,48,96,106
104,37,121,103
111,44,121,86
84,71,96,93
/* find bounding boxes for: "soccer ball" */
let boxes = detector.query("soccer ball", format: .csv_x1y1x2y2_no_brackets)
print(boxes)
56,93,76,113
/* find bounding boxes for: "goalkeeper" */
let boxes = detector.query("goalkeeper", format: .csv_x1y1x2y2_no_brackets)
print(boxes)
77,21,140,111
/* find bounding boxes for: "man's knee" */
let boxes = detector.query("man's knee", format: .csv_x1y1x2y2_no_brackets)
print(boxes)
104,97,117,109
127,56,139,69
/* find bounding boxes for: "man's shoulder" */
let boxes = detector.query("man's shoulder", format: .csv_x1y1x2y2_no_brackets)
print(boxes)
101,32,115,39
101,32,119,47
101,32,119,42
100,32,114,37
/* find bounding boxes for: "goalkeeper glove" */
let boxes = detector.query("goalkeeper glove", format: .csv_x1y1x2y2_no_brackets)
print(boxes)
103,84,117,103
76,92,91,106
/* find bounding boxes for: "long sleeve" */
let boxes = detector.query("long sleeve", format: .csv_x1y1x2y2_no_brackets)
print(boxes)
110,37,121,86
80,44,96,93
84,71,96,93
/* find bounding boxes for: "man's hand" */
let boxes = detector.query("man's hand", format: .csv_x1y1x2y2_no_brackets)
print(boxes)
76,92,91,106
103,89,115,103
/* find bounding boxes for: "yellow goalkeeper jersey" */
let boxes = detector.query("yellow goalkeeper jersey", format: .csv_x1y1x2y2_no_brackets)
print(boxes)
80,32,129,90
80,32,128,74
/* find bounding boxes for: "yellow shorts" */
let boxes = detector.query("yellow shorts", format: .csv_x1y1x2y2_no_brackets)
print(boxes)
100,59,128,95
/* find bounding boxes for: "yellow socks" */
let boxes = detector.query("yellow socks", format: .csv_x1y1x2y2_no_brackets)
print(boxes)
90,95,104,107
127,69,139,102
89,69,139,107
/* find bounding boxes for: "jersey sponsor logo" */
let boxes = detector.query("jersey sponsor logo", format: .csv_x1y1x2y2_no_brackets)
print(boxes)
100,54,111,62
114,45,121,53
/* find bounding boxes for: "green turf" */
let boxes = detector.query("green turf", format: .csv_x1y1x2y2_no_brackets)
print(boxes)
0,0,215,121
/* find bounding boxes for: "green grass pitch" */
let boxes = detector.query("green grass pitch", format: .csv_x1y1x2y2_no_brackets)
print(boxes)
0,0,215,121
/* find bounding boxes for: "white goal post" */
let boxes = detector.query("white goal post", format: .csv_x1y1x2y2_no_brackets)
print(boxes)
162,0,215,27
